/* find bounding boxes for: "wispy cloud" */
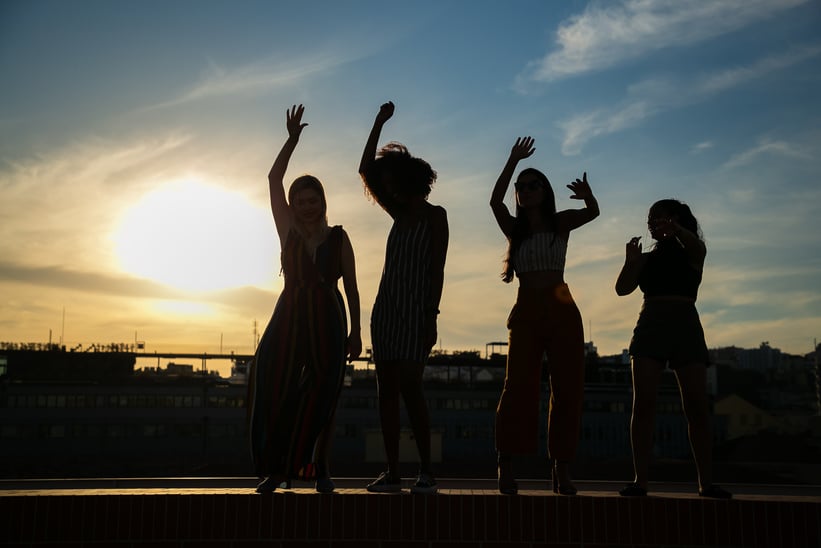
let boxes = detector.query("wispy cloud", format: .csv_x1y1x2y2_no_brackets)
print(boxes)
519,0,808,85
0,133,192,270
0,259,280,312
557,45,821,154
722,137,812,169
145,51,366,111
691,141,714,154
0,260,179,298
695,45,821,94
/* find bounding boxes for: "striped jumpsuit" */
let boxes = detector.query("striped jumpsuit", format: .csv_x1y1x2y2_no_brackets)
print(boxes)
248,226,347,479
371,215,435,364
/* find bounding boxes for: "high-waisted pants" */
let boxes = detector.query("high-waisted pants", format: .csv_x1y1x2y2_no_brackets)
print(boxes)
495,284,585,460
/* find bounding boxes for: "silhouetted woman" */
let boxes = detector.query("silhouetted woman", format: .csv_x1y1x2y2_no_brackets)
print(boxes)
490,137,599,495
250,105,362,493
615,199,730,499
359,101,448,494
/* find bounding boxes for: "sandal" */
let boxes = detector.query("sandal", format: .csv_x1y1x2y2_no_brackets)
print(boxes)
618,483,647,497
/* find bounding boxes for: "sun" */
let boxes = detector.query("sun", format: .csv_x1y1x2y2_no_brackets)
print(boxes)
113,178,276,292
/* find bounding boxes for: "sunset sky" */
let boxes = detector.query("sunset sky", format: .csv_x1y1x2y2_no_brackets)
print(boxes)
2,0,820,371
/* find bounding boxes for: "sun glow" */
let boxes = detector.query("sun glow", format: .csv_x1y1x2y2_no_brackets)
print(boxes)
113,178,276,292
153,300,214,316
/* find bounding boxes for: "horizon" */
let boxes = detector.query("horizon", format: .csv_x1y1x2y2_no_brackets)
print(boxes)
3,336,812,381
2,1,820,360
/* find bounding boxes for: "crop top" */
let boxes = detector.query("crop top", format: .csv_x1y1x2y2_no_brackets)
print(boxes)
638,244,702,299
513,232,568,274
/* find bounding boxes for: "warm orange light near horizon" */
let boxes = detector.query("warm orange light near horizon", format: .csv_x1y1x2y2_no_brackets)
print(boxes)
113,178,276,292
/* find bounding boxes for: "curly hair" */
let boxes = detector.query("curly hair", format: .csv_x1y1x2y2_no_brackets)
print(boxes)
362,142,437,211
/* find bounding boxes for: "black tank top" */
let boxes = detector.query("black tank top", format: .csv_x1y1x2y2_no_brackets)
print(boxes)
638,243,702,299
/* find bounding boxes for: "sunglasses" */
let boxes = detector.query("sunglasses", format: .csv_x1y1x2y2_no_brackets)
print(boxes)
514,180,542,192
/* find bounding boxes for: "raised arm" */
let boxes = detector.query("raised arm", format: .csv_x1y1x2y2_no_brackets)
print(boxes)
490,137,535,237
423,206,449,354
615,236,646,296
555,172,600,233
358,102,399,216
663,218,707,270
339,229,362,362
359,101,393,176
268,104,308,243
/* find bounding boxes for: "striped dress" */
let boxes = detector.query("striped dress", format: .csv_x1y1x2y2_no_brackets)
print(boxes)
248,226,347,479
371,215,433,364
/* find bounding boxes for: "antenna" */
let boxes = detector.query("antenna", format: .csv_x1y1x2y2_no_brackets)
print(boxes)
815,338,820,417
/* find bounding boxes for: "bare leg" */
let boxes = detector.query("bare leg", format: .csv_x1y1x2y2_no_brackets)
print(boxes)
375,360,401,477
398,361,432,473
674,363,713,490
629,357,664,489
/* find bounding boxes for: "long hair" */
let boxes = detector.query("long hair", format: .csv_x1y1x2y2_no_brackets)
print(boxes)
650,198,703,250
362,142,436,210
288,174,328,229
501,168,557,283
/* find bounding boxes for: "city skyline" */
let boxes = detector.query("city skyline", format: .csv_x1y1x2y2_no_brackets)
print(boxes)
2,0,820,359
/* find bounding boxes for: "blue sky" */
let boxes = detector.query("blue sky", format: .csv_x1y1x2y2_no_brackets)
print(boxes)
2,0,820,365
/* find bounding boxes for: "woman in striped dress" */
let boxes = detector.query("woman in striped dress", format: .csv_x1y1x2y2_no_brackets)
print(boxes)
250,104,362,493
359,101,448,494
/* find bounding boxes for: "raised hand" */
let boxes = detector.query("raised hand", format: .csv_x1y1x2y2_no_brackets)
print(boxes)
510,136,535,162
648,215,682,240
626,236,643,262
286,104,308,139
567,172,592,200
375,101,395,125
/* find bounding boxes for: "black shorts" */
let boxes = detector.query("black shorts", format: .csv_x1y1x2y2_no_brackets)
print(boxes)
628,299,709,369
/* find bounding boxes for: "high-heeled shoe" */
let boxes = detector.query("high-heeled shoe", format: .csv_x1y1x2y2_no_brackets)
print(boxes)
551,460,578,495
497,453,518,495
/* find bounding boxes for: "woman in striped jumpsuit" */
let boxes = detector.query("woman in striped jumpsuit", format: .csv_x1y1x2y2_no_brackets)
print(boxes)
359,101,448,494
250,105,362,493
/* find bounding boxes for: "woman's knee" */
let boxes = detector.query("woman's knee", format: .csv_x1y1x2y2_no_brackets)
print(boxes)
375,363,401,397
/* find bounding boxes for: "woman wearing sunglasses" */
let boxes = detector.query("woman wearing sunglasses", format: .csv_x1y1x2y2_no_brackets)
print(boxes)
489,136,599,495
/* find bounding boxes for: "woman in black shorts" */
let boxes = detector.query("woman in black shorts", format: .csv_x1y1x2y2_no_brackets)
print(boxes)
615,199,730,499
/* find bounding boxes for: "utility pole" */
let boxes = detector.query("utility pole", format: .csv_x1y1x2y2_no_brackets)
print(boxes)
815,338,820,417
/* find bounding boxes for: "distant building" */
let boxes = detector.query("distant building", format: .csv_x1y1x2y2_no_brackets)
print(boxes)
166,362,194,376
714,394,784,440
737,342,783,371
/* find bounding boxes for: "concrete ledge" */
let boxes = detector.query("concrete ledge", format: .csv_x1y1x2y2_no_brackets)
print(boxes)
2,480,820,547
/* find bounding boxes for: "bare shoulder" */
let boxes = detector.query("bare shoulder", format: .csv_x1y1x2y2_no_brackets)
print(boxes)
426,203,447,220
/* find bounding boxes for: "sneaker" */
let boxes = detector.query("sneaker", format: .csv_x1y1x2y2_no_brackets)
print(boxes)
315,476,335,494
255,476,280,494
366,471,402,493
410,472,438,494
